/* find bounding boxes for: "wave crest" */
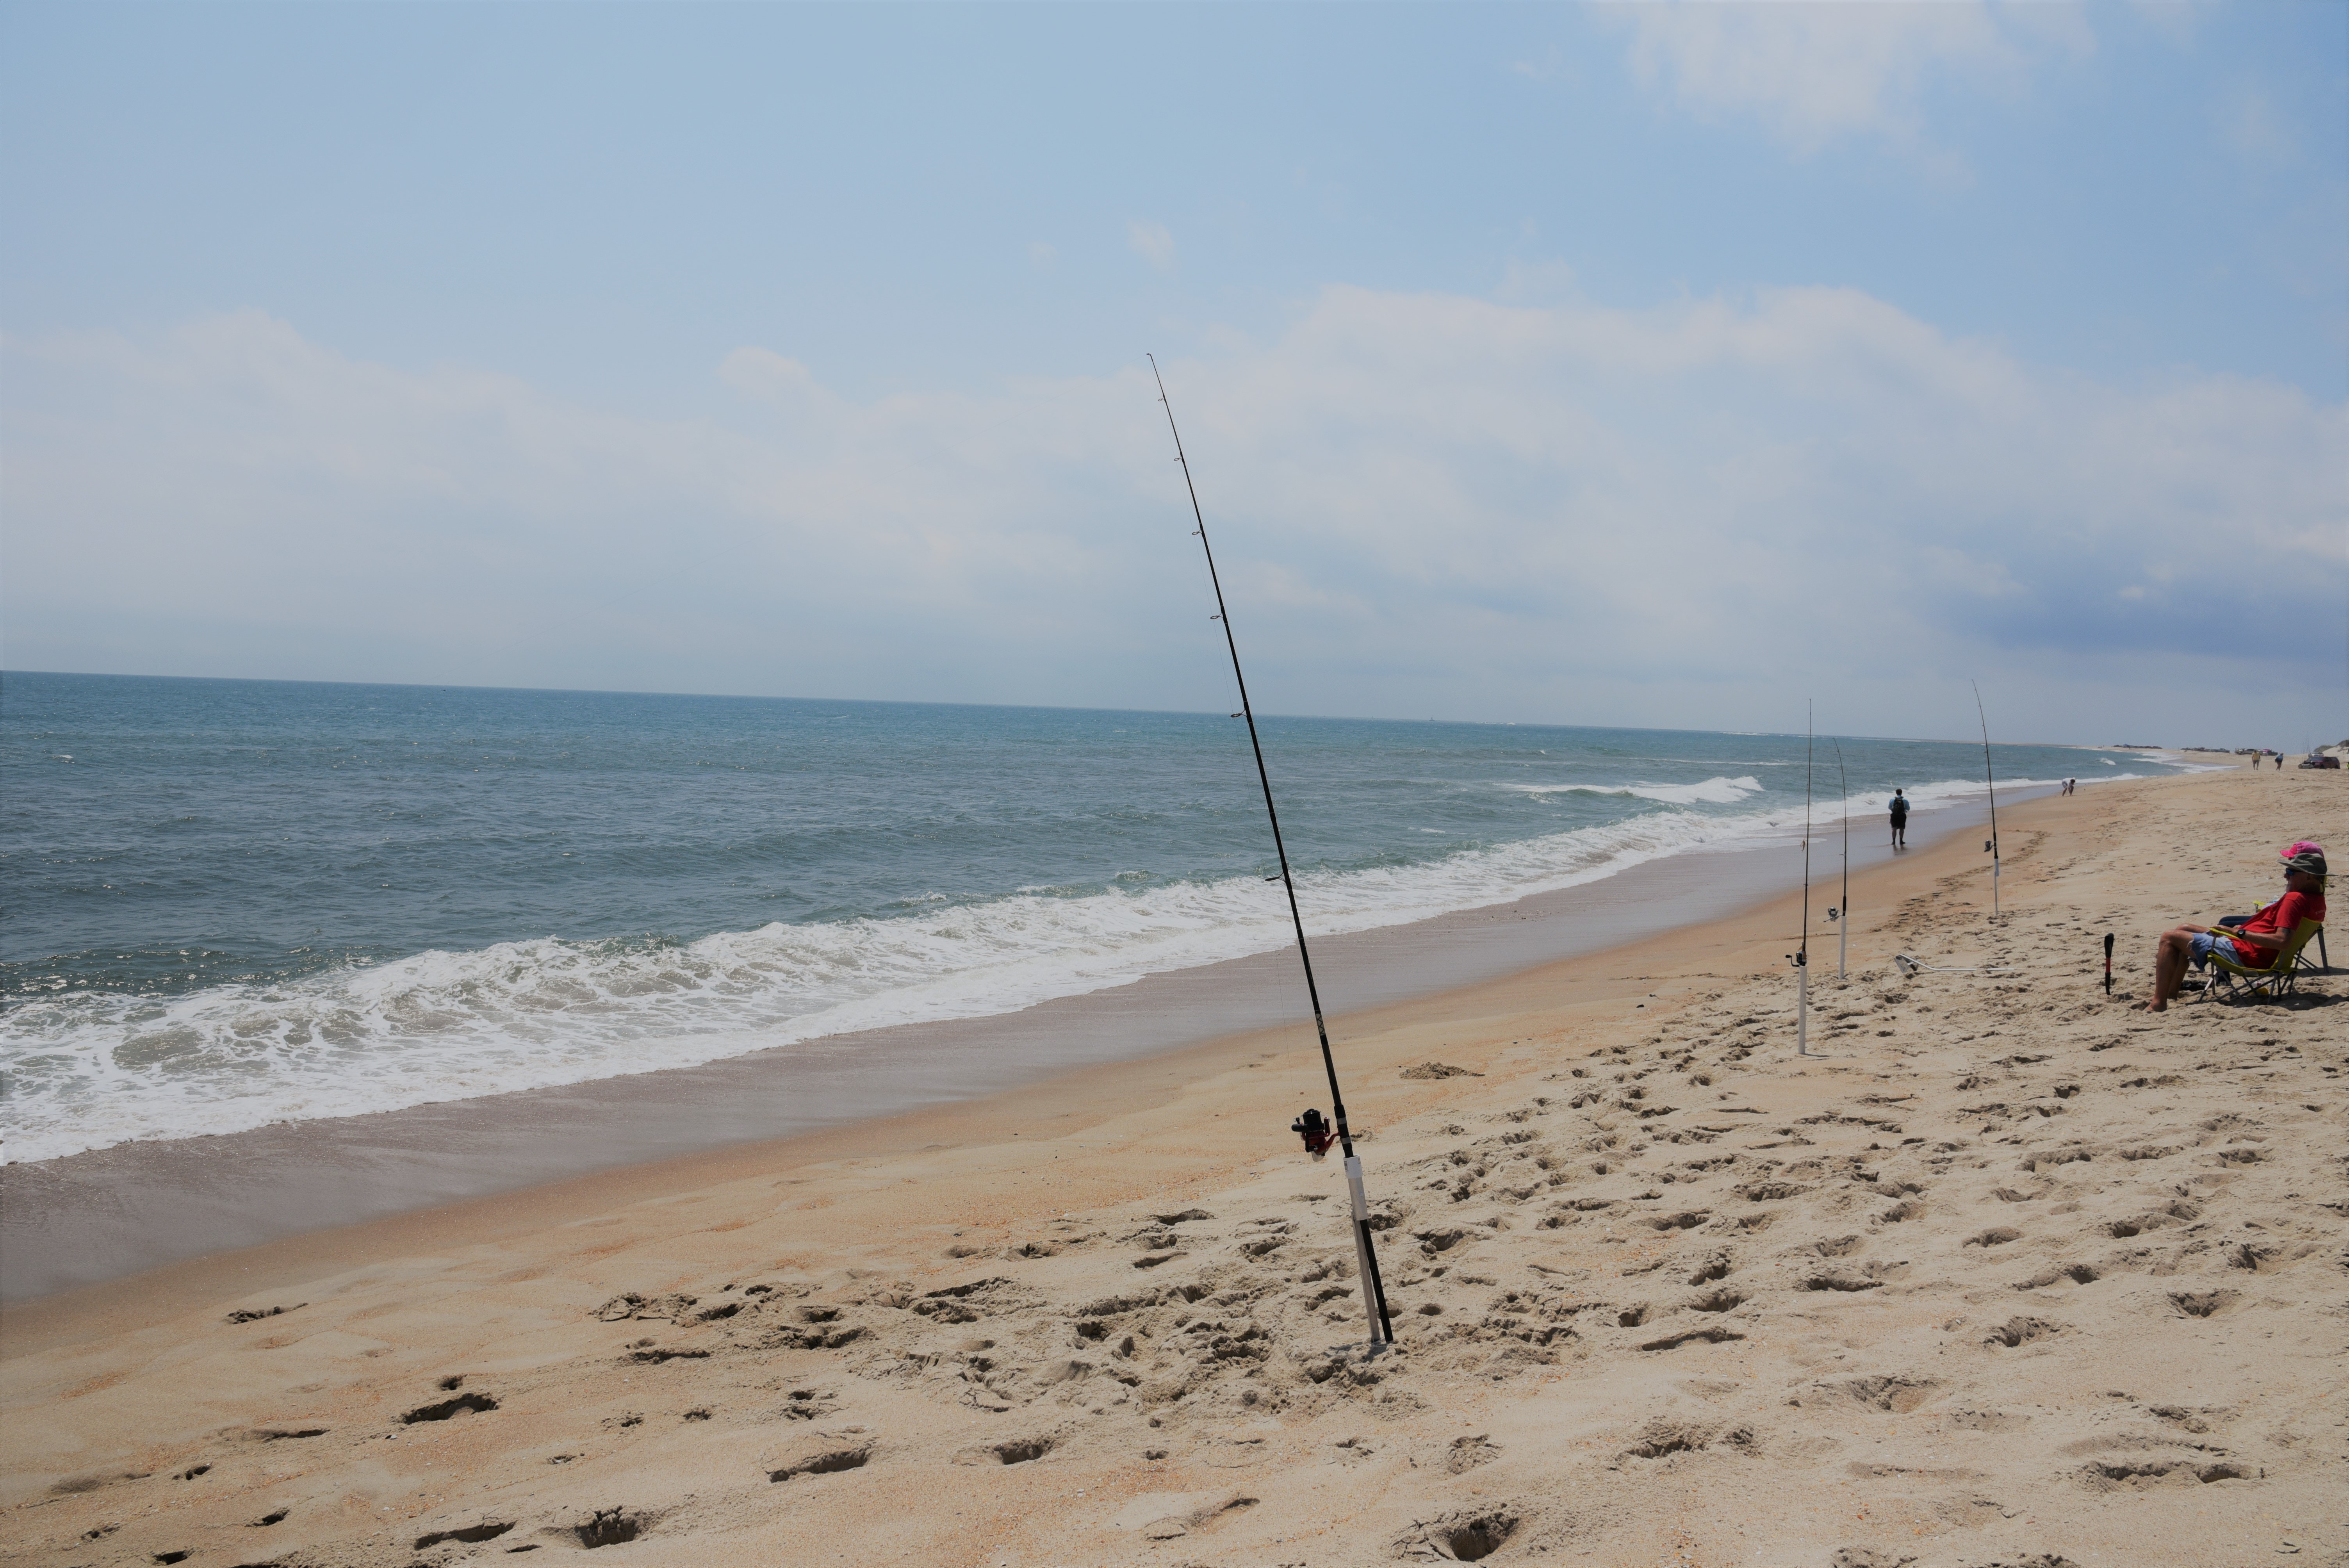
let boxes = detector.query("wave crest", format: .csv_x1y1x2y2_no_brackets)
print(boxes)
1500,774,1763,805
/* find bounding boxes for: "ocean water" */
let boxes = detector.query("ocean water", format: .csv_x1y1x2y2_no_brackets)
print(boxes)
1,672,2189,1164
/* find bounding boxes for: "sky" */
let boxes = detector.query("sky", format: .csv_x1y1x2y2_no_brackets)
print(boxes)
3,2,2344,748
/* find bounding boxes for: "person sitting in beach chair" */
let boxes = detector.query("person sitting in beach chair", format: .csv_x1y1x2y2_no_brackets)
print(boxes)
2144,844,2326,1011
2203,909,2325,1001
2215,838,2332,973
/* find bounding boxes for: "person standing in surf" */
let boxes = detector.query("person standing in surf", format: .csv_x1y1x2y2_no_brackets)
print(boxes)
1888,789,1909,849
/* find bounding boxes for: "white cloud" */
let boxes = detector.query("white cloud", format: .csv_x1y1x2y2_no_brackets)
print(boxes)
2217,83,2293,163
1608,2,2093,156
1494,258,1580,305
1508,47,1577,87
2127,0,2205,50
1126,219,1176,272
718,346,834,407
4,291,2341,744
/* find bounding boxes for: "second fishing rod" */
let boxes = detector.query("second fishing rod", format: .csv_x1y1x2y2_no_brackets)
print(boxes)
1794,702,1813,1056
1148,354,1395,1349
1974,681,2002,922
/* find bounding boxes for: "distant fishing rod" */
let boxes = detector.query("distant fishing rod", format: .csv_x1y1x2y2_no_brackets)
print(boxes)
1148,355,1394,1348
1793,701,1813,1056
1831,737,1850,982
1973,681,2001,921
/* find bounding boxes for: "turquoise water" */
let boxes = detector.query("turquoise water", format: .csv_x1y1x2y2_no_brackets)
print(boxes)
0,671,2187,1162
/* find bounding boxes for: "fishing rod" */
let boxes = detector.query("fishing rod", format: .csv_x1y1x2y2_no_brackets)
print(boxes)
1147,354,1394,1349
1831,738,1849,982
1973,681,2001,922
1793,701,1813,1057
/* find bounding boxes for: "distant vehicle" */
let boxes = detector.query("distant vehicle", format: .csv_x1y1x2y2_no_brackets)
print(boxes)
2301,754,2340,770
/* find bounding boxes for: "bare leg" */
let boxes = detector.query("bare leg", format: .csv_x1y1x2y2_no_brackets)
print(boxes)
2148,927,2197,1011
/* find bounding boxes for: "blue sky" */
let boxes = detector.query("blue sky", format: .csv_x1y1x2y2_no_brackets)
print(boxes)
4,2,2345,745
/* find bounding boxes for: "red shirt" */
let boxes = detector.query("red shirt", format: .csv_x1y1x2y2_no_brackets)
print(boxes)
2235,889,2324,968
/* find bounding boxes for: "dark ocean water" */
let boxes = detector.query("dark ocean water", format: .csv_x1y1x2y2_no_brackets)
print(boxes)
0,671,2189,1162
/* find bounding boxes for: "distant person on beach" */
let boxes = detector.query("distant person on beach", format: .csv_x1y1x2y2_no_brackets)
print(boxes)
1888,790,1909,848
2143,845,2326,1012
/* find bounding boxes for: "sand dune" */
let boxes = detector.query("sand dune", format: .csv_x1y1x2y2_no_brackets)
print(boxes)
2,767,2340,1567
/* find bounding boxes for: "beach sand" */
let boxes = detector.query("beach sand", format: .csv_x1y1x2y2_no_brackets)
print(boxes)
0,789,1950,1306
2,765,2340,1568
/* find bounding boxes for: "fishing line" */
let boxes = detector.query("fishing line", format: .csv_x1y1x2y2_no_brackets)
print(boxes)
1892,954,2022,978
1147,354,1394,1348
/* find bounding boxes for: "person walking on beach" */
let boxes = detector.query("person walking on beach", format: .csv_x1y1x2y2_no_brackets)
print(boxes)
1888,789,1909,849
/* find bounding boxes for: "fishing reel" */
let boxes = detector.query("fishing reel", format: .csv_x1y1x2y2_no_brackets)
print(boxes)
1290,1107,1335,1159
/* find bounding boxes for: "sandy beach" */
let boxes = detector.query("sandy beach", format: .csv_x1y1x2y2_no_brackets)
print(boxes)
2,763,2340,1568
0,782,2001,1306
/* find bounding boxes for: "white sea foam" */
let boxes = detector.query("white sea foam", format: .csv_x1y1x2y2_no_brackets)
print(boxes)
0,769,2126,1164
2136,750,2237,774
1498,773,1765,805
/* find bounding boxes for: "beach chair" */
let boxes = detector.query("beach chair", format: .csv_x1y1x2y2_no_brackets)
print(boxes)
2220,896,2329,971
2200,919,2323,1003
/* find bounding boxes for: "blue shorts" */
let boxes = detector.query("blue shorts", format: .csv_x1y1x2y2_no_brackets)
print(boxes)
2189,932,2242,969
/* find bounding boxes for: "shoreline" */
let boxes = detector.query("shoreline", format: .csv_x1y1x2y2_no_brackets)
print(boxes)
0,764,2338,1568
1,783,2032,1304
2,778,2042,1336
4,762,2091,1173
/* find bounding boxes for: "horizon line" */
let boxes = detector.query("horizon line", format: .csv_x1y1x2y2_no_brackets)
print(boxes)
0,667,2192,751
